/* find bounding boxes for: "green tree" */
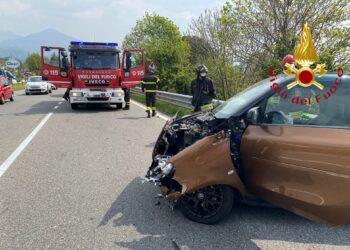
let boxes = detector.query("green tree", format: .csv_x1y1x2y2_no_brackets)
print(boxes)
49,53,59,67
24,53,41,74
188,9,259,99
183,36,211,65
123,13,192,93
221,0,350,77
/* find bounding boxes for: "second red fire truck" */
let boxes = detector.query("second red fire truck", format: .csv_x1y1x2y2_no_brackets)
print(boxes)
40,41,145,110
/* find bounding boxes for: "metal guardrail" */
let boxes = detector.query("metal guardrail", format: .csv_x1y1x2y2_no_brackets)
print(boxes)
131,87,224,109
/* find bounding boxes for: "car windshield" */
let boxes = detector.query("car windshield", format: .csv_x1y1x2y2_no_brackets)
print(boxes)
72,51,118,70
213,76,287,119
29,76,42,82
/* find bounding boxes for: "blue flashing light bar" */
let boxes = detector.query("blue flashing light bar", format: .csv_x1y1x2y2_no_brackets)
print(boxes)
70,41,118,46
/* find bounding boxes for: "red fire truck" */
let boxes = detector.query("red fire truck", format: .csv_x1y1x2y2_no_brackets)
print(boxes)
40,41,145,110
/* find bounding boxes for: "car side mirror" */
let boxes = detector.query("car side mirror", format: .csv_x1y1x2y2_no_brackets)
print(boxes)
247,107,261,125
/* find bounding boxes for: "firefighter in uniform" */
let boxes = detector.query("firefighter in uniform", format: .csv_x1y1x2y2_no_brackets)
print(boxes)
63,88,70,101
123,88,130,110
141,66,160,118
191,64,216,112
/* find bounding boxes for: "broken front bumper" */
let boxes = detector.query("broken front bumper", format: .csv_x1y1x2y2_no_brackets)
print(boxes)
145,131,246,202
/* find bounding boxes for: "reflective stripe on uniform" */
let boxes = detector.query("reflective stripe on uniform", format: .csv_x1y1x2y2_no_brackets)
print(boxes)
151,107,156,110
201,103,213,111
142,82,157,84
146,107,151,111
145,90,156,93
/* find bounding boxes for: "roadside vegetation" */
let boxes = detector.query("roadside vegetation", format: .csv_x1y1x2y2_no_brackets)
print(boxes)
1,0,349,106
130,93,191,117
12,84,25,91
124,0,350,100
1,53,40,87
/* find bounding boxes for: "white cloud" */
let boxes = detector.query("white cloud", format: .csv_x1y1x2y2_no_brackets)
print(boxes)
0,0,30,16
0,0,227,41
73,8,104,20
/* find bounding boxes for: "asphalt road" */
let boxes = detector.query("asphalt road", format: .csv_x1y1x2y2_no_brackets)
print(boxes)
0,89,349,250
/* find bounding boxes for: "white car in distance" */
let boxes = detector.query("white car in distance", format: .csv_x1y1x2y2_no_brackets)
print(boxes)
25,76,52,95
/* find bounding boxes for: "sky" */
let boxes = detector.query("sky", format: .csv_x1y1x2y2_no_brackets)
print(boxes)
0,0,226,42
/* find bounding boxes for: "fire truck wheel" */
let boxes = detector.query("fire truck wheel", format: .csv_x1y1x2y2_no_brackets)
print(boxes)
10,92,14,102
116,103,122,109
0,95,4,104
71,103,78,110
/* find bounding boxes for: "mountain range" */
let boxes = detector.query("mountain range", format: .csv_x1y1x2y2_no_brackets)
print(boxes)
0,29,77,61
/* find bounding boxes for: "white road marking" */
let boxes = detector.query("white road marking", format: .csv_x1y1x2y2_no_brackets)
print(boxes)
54,106,59,110
58,102,63,105
130,100,169,121
0,113,53,178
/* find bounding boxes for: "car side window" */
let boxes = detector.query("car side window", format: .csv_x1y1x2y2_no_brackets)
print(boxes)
2,78,9,87
262,76,350,128
43,49,60,67
124,51,142,72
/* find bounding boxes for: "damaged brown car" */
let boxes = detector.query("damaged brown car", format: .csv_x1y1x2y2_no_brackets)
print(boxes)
145,73,350,225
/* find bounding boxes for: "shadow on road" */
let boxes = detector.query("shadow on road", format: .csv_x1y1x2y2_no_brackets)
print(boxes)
64,104,120,113
99,178,350,249
16,93,51,96
0,100,125,116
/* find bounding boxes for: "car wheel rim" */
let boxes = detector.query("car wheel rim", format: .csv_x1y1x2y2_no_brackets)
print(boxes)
181,185,224,219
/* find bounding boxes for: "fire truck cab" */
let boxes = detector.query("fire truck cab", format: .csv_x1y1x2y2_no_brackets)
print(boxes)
40,41,145,110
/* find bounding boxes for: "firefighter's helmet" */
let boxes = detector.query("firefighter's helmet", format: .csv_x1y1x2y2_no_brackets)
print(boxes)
195,64,208,74
282,55,294,67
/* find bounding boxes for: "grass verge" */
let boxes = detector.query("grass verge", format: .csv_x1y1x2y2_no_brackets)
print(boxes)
12,84,25,91
131,93,192,117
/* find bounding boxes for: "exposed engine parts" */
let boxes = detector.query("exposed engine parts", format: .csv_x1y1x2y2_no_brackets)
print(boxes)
159,112,222,156
227,118,247,172
145,111,248,198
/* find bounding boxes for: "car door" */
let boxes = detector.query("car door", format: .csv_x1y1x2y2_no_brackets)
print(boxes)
240,75,350,225
0,77,5,98
121,49,145,88
40,46,71,89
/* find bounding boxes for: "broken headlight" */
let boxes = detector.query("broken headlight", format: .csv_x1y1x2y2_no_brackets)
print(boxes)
145,155,175,185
